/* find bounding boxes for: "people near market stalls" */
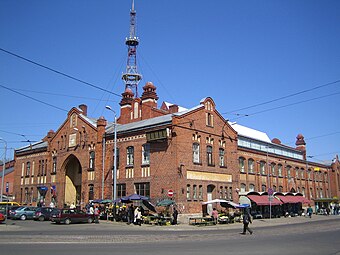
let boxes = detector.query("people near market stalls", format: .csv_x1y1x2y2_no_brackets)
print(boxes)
127,204,134,225
172,207,179,225
211,208,219,225
94,205,100,223
134,206,142,226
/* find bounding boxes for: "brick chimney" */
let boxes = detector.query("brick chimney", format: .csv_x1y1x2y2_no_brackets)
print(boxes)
79,104,88,116
295,134,306,160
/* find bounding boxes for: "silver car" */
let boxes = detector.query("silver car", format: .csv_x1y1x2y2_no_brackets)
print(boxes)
10,206,37,220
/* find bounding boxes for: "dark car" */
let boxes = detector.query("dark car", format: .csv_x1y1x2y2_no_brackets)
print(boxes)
10,206,37,220
33,207,58,221
50,208,94,224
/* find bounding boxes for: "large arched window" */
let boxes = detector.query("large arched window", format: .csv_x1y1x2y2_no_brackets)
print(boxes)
278,164,283,177
271,163,276,176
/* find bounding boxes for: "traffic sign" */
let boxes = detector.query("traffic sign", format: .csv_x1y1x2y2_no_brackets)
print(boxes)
167,189,174,197
268,188,274,196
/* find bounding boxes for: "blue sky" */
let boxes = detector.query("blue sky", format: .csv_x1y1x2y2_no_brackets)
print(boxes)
0,0,339,162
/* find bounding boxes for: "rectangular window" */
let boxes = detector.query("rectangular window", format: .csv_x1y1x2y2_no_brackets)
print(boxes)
207,146,213,166
186,185,191,200
193,185,197,200
88,184,94,201
52,157,57,174
239,158,245,173
134,182,150,197
117,184,126,198
248,159,254,173
219,148,225,167
26,162,31,177
127,146,134,166
260,162,265,175
193,143,200,163
278,165,282,177
142,144,150,165
198,185,203,200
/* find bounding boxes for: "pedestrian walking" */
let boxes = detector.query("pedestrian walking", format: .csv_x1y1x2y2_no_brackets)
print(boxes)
94,206,100,223
127,205,134,225
307,205,313,218
211,208,219,225
241,209,253,235
134,206,142,226
172,207,178,225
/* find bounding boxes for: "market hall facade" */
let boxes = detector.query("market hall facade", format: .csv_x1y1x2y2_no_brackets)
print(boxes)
12,83,340,217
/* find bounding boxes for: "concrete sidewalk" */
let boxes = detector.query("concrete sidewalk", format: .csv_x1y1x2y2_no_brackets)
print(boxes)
99,214,340,231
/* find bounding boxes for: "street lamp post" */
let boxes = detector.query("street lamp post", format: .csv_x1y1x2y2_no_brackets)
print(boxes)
266,145,273,220
0,138,7,203
105,106,117,209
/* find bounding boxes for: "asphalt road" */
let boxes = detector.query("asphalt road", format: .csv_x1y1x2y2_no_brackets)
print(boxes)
1,216,340,255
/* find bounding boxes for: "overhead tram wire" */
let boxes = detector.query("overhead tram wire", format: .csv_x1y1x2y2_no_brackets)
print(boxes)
0,83,68,112
0,47,122,98
229,91,340,122
223,79,340,115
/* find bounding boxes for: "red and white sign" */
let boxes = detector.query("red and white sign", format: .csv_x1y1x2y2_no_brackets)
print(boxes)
167,189,174,197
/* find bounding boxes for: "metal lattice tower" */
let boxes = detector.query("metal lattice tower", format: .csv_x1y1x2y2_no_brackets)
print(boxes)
122,0,142,97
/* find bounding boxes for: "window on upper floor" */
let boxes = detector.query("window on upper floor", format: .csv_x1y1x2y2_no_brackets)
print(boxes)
89,151,95,170
239,157,245,173
271,163,276,176
142,144,150,165
219,148,225,167
278,164,283,177
260,161,266,175
286,166,291,178
26,162,31,176
52,157,57,174
206,112,214,127
248,159,254,173
207,146,213,166
117,184,126,198
193,143,200,163
127,146,134,166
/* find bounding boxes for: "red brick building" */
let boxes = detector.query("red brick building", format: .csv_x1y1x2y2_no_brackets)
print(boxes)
0,160,15,200
11,2,340,218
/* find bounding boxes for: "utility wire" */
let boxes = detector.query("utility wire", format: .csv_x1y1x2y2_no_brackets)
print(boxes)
230,91,340,121
223,79,340,115
11,88,117,102
0,83,68,112
0,47,122,98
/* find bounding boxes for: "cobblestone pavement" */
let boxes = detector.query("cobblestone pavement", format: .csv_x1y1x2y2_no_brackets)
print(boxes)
0,214,339,244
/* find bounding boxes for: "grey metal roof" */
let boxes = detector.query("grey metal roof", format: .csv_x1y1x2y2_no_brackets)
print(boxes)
15,140,48,153
105,104,205,136
106,114,173,135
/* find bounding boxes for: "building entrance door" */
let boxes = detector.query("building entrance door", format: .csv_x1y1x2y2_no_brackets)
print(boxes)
207,184,215,216
64,155,82,207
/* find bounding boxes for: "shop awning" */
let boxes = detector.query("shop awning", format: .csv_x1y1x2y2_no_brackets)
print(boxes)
277,195,310,204
247,195,282,206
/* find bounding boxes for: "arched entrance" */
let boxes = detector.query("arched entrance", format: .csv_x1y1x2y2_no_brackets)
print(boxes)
63,155,82,207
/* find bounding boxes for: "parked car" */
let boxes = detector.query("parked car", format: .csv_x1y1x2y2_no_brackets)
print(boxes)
50,208,94,224
33,207,58,221
10,206,37,220
7,205,21,219
0,212,5,223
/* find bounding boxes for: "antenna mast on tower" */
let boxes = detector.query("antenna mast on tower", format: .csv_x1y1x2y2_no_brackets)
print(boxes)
122,0,142,97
